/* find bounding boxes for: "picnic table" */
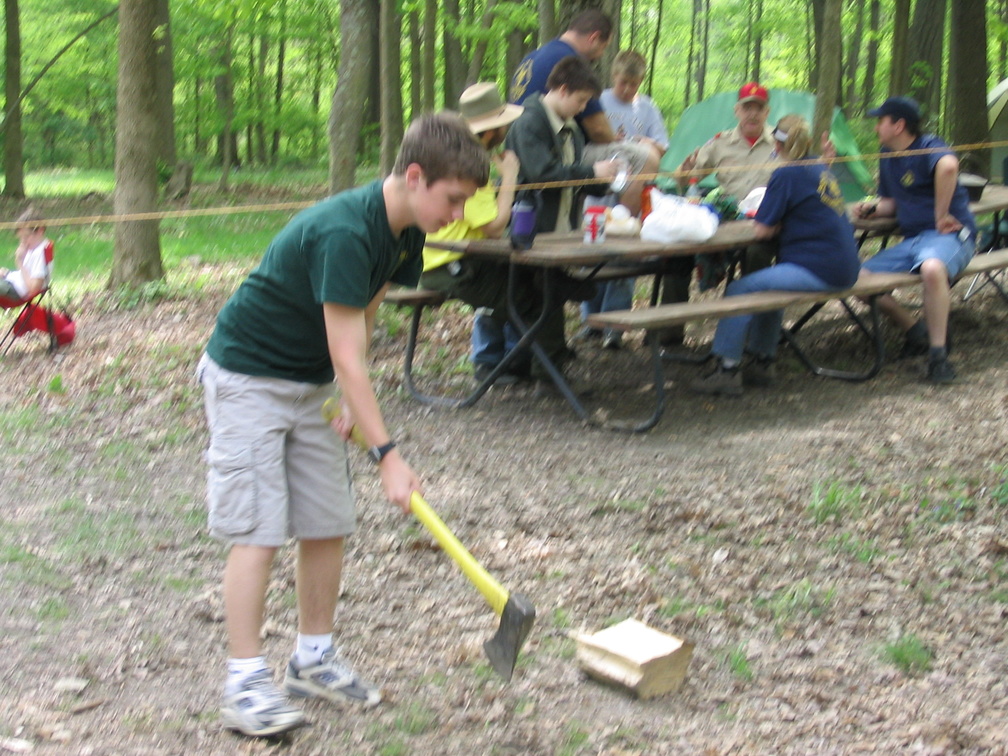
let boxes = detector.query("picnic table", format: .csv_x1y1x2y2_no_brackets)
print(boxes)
414,184,1008,431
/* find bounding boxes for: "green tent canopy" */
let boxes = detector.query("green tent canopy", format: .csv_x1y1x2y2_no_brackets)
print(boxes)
657,89,874,202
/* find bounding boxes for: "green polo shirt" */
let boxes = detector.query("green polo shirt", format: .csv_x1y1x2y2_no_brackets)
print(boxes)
207,180,424,383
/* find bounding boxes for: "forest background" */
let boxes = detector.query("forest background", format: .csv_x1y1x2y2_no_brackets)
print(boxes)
0,0,1005,289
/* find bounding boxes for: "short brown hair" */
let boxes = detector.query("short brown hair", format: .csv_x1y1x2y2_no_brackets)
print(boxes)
546,56,602,97
392,112,490,186
612,50,647,80
567,10,612,41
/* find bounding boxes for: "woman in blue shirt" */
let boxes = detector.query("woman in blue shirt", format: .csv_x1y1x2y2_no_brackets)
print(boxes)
691,114,860,396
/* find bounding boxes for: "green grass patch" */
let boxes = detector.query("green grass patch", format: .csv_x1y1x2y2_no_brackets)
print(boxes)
881,633,933,676
825,532,882,563
724,643,754,681
36,597,71,622
557,721,591,756
808,480,862,524
393,703,438,736
759,578,836,627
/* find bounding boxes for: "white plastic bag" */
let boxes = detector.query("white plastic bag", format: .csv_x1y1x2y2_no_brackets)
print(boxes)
640,188,719,244
737,186,767,218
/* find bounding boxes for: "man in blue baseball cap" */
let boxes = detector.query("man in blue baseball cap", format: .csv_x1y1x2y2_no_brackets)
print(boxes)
852,96,975,384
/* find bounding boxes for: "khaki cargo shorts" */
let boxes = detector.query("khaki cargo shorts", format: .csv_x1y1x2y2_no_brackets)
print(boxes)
197,354,355,547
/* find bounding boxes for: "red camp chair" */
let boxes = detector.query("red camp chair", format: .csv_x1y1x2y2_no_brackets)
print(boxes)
0,240,75,355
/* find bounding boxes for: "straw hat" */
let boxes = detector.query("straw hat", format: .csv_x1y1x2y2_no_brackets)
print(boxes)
458,82,523,134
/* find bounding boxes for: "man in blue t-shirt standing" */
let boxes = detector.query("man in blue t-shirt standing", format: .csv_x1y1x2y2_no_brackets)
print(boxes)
509,9,659,217
854,96,975,384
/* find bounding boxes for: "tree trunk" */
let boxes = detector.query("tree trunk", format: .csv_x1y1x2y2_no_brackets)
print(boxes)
809,0,824,90
465,0,496,86
152,0,176,167
379,0,404,174
214,30,236,189
752,0,763,82
270,0,287,163
2,0,25,198
647,0,664,96
890,0,911,96
254,35,268,164
328,0,377,193
110,0,163,289
685,0,698,106
407,9,422,120
860,0,881,114
538,0,556,46
948,0,989,177
697,0,709,101
908,0,946,125
422,0,436,113
843,0,864,113
813,0,842,146
443,0,466,108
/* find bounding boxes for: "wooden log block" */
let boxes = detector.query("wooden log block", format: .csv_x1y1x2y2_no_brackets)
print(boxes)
575,618,693,699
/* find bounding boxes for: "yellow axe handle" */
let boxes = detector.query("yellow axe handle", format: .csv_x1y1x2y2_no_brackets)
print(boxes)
322,398,509,617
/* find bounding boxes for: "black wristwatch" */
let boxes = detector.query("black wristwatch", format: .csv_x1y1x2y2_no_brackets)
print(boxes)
368,441,397,464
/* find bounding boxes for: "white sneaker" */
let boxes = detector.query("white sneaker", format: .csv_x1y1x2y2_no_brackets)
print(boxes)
284,648,382,708
221,669,305,737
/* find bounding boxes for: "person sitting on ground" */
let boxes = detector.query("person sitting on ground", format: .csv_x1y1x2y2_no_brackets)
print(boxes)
509,9,660,217
579,48,670,350
419,82,530,386
0,208,52,306
504,54,620,393
690,115,860,397
198,112,488,739
852,96,975,384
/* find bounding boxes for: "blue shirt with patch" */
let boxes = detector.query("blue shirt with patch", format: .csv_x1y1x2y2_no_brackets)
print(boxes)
755,160,860,288
878,133,975,238
509,38,603,136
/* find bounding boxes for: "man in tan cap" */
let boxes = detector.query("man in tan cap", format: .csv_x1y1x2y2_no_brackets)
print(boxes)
420,82,530,385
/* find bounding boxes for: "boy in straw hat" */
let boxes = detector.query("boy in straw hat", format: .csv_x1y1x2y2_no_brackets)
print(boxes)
420,82,532,385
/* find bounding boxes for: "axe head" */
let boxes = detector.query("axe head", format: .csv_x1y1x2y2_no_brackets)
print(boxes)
483,592,536,682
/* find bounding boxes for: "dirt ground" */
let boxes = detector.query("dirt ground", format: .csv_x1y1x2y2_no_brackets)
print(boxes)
1,264,1007,756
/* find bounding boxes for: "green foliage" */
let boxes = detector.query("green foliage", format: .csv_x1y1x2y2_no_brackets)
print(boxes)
808,480,863,524
724,643,754,681
881,634,933,677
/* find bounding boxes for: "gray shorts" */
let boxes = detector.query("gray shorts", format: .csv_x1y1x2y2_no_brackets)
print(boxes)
197,354,355,546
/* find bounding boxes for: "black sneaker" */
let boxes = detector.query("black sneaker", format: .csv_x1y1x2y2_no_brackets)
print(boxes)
898,320,929,359
742,357,775,387
474,363,519,386
690,364,743,396
926,356,956,384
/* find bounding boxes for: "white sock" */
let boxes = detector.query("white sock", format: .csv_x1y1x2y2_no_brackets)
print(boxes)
721,358,740,369
295,633,333,667
225,655,267,694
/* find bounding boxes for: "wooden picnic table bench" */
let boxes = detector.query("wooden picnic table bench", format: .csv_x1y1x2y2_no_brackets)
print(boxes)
584,247,1008,428
385,186,1008,432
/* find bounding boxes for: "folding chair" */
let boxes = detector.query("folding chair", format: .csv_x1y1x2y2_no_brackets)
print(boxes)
0,240,74,355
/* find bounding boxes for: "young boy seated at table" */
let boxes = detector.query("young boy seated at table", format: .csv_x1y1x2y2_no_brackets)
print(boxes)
419,82,530,386
504,55,620,392
579,48,670,350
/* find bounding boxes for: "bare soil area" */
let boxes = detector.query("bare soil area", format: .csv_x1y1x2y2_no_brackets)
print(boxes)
1,267,1007,756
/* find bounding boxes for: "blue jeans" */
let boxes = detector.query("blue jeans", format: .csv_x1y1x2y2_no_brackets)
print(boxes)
711,263,837,362
470,309,520,366
580,279,635,333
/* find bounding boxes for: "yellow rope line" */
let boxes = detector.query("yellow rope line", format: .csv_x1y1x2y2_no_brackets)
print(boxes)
4,138,1007,230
